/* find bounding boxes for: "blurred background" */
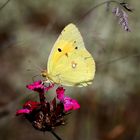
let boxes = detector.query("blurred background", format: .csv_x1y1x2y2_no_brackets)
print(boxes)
0,0,140,140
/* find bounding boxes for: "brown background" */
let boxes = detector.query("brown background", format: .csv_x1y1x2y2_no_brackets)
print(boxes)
0,0,140,140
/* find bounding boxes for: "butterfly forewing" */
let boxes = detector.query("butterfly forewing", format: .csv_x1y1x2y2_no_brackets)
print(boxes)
47,23,95,87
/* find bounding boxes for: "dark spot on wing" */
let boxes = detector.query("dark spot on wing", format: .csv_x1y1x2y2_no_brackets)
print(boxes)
74,41,76,43
75,46,78,49
65,53,68,57
58,48,62,52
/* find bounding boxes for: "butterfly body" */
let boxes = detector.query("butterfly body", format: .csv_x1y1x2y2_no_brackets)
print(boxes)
42,23,95,87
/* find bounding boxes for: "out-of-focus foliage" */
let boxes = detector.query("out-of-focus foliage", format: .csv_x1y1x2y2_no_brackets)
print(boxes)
0,0,140,140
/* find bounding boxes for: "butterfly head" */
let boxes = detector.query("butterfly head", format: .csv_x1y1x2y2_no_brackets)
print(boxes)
41,70,48,78
41,70,54,85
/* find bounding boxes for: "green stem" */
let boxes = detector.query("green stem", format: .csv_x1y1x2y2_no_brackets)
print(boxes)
51,130,62,140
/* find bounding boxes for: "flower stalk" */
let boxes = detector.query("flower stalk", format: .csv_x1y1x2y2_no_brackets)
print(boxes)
51,130,62,140
79,0,133,32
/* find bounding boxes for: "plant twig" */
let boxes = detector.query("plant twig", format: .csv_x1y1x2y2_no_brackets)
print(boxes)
79,0,121,21
0,0,10,11
97,53,140,67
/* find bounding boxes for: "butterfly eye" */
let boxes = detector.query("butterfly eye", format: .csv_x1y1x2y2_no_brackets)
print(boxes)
58,48,62,52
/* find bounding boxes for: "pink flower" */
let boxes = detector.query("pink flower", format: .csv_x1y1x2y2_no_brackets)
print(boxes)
16,109,31,115
16,80,80,132
56,87,80,112
16,100,40,116
63,97,80,111
56,87,65,100
26,80,54,93
23,100,40,110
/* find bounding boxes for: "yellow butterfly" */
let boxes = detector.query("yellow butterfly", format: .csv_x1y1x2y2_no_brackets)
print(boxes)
41,23,95,87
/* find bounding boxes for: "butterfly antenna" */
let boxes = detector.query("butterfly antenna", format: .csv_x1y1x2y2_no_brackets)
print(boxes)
28,60,43,73
97,53,140,67
26,60,44,81
32,74,42,82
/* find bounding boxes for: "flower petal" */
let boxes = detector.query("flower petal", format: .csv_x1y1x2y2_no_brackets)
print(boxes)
16,109,31,115
23,100,40,111
63,97,80,112
26,80,43,90
26,80,54,93
56,87,80,112
56,87,65,100
44,83,54,92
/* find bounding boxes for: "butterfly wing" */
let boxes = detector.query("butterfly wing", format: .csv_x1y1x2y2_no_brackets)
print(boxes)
47,23,95,87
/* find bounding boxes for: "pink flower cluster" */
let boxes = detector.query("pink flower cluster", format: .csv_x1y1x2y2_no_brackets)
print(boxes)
56,87,80,111
16,80,80,131
16,80,80,116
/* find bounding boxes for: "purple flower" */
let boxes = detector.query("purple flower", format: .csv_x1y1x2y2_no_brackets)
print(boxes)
112,7,131,32
56,87,80,112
